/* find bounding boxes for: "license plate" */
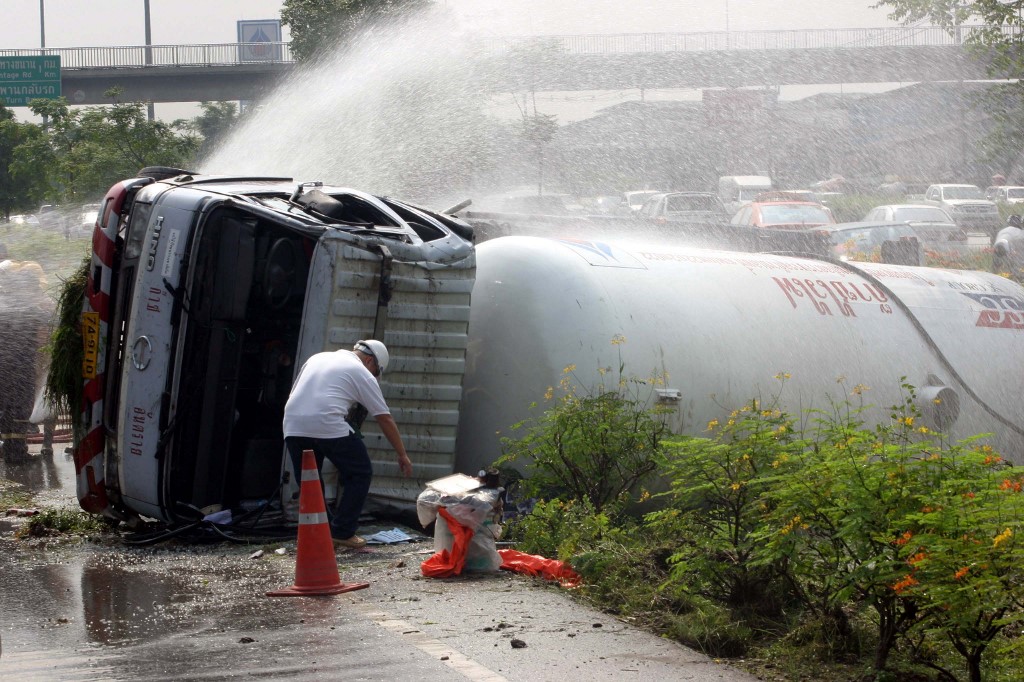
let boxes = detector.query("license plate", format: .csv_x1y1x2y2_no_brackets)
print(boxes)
82,312,100,379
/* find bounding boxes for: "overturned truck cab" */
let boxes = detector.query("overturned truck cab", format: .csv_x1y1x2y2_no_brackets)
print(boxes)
75,170,476,524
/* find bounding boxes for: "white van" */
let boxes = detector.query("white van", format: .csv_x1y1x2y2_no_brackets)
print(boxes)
718,175,772,215
74,169,476,524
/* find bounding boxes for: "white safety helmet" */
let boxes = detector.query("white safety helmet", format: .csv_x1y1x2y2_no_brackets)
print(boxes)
354,339,389,376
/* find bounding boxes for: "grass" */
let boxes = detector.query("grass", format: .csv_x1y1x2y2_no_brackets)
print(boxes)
0,477,34,511
15,507,109,538
0,223,92,295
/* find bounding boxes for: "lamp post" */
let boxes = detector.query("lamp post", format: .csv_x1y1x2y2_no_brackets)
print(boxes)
144,0,154,120
39,0,45,50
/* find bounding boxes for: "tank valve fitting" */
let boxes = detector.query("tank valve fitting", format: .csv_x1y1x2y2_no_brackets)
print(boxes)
656,388,682,403
916,376,960,432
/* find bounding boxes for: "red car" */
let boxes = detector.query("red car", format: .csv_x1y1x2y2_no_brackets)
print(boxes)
730,195,835,230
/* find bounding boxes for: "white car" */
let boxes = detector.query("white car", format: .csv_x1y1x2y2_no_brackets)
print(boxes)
623,190,662,213
863,204,955,225
986,185,1024,205
922,184,1000,239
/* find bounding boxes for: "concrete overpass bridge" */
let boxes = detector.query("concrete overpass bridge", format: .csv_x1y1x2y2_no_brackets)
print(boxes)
0,26,1009,107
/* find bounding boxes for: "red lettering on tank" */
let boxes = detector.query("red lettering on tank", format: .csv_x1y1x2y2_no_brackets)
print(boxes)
862,283,888,303
774,277,804,309
773,277,830,315
147,287,161,313
800,280,834,316
816,280,855,317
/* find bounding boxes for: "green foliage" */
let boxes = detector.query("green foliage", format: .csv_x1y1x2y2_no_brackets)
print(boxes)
874,1,1024,178
281,0,433,61
652,388,803,616
0,103,43,218
497,357,668,512
0,478,34,511
762,384,937,673
893,446,1024,682
506,371,1024,679
17,507,107,538
190,101,240,160
505,497,613,561
10,92,198,204
45,256,90,424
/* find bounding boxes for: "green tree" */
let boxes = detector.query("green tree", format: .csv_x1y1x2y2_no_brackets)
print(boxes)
191,101,240,159
11,90,198,204
875,0,1024,176
281,0,433,61
0,104,44,219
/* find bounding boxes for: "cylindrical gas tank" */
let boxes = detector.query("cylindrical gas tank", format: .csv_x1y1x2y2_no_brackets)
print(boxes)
455,236,1024,472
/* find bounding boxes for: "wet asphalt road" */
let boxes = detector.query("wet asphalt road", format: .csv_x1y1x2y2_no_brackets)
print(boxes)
0,448,759,682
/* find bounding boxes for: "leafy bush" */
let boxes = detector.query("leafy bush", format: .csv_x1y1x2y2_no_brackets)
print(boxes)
651,386,803,617
17,507,107,537
505,497,612,561
505,371,1024,679
497,351,668,512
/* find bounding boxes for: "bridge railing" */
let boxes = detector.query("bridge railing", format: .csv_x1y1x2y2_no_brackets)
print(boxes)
0,42,293,69
0,26,1013,69
482,25,1009,53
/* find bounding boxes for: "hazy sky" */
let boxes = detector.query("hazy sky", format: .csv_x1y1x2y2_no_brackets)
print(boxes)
0,1,905,122
0,0,900,49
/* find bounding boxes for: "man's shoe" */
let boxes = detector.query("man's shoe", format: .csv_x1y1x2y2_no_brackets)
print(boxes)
332,534,366,549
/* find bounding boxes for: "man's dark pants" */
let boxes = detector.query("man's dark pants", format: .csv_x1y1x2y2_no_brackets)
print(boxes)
285,435,373,540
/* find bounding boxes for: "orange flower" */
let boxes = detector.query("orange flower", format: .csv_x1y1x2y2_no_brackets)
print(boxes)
954,566,970,580
893,574,918,594
894,531,913,546
907,552,927,567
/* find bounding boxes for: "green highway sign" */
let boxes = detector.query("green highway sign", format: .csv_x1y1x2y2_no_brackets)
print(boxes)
0,55,61,106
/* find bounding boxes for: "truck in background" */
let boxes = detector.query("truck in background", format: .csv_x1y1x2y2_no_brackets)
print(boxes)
718,175,773,216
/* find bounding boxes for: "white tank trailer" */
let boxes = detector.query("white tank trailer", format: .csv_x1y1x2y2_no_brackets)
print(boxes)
453,236,1024,473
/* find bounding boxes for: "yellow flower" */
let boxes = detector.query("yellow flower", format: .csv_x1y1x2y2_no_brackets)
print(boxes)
706,419,719,431
835,374,846,384
918,426,929,434
851,383,869,395
993,528,1013,548
774,372,791,380
544,386,554,401
610,334,626,345
638,489,651,502
730,482,742,491
562,364,576,374
902,416,915,427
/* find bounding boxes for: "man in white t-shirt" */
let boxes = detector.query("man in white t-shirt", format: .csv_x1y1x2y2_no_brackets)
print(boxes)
283,340,412,548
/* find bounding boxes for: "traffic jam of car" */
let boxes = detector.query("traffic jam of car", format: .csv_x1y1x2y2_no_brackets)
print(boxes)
483,175,1016,273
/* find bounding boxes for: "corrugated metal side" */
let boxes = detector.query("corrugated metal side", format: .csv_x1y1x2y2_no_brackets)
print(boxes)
319,242,477,506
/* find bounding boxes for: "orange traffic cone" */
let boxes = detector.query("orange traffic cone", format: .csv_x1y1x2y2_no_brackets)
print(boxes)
267,449,370,597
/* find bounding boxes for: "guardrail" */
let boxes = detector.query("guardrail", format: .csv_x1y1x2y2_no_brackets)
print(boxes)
0,42,293,69
0,26,1008,69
